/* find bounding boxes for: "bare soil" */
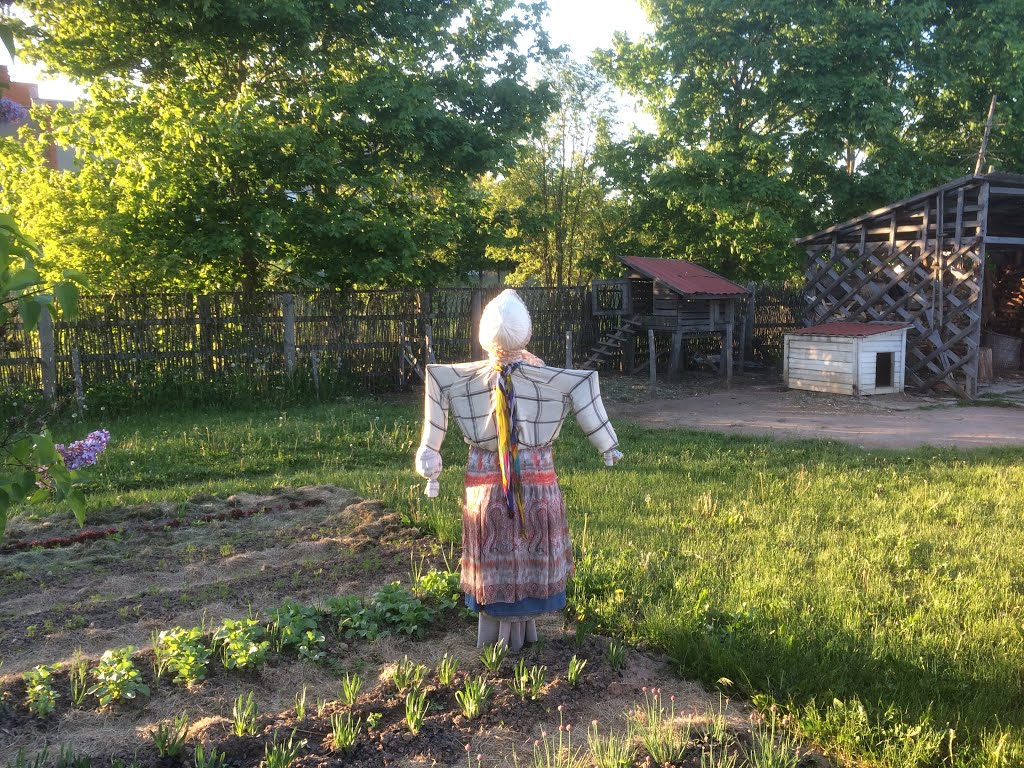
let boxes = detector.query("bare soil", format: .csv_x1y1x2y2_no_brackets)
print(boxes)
608,373,1024,450
0,486,808,768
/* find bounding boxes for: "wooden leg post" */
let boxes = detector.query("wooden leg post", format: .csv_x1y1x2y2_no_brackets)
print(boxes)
648,329,657,398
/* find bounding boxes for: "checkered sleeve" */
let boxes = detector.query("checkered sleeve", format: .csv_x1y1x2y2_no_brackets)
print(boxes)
415,365,449,479
568,370,619,455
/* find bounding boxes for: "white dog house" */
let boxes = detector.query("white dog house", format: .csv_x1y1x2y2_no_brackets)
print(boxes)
784,322,909,395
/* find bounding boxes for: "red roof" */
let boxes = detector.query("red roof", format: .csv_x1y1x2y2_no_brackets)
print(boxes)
621,256,749,297
790,322,908,337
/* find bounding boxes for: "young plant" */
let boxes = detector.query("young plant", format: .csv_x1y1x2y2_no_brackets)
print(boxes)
480,638,508,674
456,675,491,720
405,688,429,734
509,658,530,701
262,730,306,768
9,747,49,768
214,618,270,670
704,698,732,746
294,686,307,720
606,638,626,670
701,741,739,768
414,568,462,610
744,707,799,768
55,746,91,768
437,653,459,687
340,671,362,707
329,712,362,752
632,688,690,767
528,664,547,700
372,583,435,637
69,650,89,707
232,691,259,737
566,655,587,687
316,697,330,718
25,664,60,716
151,711,189,758
587,720,635,768
366,711,383,730
155,626,212,685
88,647,150,707
326,595,381,641
393,656,426,693
194,743,227,768
269,600,325,661
527,709,587,768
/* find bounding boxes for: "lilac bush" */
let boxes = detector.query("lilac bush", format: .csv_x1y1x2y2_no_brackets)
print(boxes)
0,96,29,124
56,430,111,470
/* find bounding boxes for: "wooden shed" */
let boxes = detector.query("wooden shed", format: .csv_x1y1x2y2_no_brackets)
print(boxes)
583,256,749,383
797,172,1024,399
784,322,909,395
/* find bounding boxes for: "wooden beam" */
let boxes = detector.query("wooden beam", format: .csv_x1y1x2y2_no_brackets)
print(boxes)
648,329,657,398
983,236,1024,246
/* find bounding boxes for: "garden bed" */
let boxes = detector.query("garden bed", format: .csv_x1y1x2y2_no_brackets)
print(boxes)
0,486,814,767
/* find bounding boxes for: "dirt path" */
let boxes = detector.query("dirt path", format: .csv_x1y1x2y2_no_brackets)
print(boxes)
612,384,1024,449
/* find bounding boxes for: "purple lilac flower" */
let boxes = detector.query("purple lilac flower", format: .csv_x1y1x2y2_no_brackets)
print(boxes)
56,430,111,470
0,96,30,125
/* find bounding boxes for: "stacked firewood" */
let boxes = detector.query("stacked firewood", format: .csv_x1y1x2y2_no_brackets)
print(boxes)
988,265,1024,337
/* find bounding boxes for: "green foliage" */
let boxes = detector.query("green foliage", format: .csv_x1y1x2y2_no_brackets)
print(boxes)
8,747,50,768
151,711,189,759
193,743,226,768
214,617,270,670
329,712,361,752
69,650,89,707
268,599,325,661
744,709,799,768
340,672,362,708
566,655,587,688
24,664,60,716
404,688,429,735
293,686,307,720
262,730,305,768
154,626,211,685
87,647,149,707
587,721,635,768
6,0,555,292
371,583,434,637
605,638,625,670
599,1,1024,281
631,689,690,766
231,691,259,737
0,212,88,540
484,58,622,287
509,658,530,700
413,568,462,611
392,656,427,694
455,674,491,720
436,653,459,687
55,746,91,768
480,638,508,674
325,595,381,641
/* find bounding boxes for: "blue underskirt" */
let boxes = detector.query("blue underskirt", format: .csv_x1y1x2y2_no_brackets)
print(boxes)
465,591,566,617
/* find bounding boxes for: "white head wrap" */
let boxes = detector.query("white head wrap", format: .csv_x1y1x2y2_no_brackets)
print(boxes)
479,289,532,356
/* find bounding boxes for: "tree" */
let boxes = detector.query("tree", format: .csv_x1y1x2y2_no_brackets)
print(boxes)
2,0,554,291
599,1,1024,281
484,59,621,287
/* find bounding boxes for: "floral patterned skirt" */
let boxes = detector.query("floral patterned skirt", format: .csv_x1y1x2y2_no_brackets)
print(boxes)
461,445,573,610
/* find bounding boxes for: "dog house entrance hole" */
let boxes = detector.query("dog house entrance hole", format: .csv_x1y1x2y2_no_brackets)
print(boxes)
875,352,894,388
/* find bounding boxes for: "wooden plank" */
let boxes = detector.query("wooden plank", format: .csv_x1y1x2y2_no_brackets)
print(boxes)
38,309,57,401
787,377,855,394
648,329,656,397
983,236,1024,246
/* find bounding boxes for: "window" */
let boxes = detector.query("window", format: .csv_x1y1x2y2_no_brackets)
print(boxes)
875,351,894,388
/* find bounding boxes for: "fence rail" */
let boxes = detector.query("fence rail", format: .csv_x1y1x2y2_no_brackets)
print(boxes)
1,283,801,402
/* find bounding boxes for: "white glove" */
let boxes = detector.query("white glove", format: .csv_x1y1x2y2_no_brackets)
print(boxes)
415,445,442,497
602,448,623,467
424,479,439,498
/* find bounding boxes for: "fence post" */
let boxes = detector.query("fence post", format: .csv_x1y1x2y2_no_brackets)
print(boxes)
71,347,85,415
281,293,296,375
565,330,573,368
38,309,57,401
197,294,214,379
471,288,483,360
420,290,436,365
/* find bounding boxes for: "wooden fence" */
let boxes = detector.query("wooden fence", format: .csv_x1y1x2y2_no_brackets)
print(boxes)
0,283,801,401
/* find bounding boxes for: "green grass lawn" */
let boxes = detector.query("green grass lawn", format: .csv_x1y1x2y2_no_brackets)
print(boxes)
29,396,1024,767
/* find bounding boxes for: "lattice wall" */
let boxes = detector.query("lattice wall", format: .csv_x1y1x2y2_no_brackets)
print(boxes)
802,178,991,398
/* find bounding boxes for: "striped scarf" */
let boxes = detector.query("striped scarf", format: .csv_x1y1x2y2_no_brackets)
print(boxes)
494,361,526,537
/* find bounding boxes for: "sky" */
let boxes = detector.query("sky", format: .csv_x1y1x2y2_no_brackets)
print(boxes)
2,0,656,128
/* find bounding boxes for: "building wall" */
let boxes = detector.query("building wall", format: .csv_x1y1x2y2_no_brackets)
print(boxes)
784,334,857,394
856,331,907,395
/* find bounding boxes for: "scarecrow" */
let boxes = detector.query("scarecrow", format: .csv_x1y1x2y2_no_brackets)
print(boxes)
415,289,622,650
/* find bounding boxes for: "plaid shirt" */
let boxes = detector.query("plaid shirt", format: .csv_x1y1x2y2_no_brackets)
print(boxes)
415,361,619,478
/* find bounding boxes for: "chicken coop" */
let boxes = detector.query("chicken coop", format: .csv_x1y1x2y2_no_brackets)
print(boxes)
798,172,1024,398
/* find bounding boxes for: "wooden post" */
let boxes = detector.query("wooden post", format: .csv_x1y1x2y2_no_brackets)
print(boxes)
425,324,436,365
723,320,734,388
471,289,483,360
743,283,756,368
398,321,406,385
565,330,573,368
281,293,296,375
197,294,214,379
38,309,57,401
974,95,997,176
71,347,85,415
310,349,320,401
668,329,683,375
623,336,636,373
420,291,435,365
648,329,657,397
